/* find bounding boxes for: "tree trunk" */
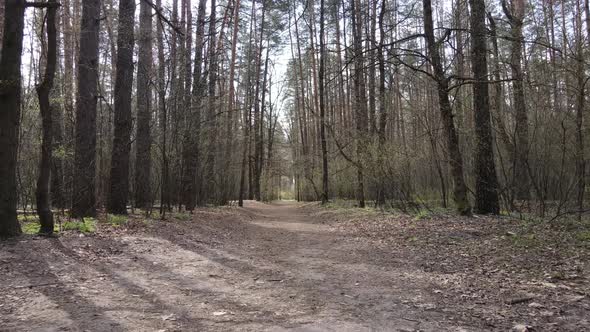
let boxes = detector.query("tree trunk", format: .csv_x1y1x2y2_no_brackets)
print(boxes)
503,0,530,201
108,0,135,214
251,1,266,201
0,0,26,237
376,0,388,206
319,0,329,204
352,0,367,208
0,0,4,49
258,40,270,200
181,0,207,210
582,0,590,221
222,0,241,204
36,0,58,234
204,0,218,203
72,0,101,218
239,0,258,206
469,0,500,214
135,0,153,209
423,0,471,215
156,0,169,215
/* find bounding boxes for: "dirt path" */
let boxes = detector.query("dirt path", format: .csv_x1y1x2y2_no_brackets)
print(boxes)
1,201,588,331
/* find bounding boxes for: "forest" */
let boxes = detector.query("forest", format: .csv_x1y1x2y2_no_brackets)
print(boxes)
1,0,590,330
1,0,590,233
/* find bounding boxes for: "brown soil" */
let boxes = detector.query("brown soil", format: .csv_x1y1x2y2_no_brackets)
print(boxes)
1,201,588,331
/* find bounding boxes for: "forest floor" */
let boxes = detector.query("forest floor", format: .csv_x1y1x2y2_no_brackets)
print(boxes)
1,201,589,331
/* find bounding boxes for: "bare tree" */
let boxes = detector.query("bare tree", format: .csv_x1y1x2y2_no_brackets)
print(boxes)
423,0,471,215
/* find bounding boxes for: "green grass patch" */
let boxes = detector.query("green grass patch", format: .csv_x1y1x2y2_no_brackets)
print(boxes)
20,215,96,235
22,222,41,235
576,230,590,243
413,209,431,221
322,199,379,213
509,233,540,248
107,214,128,227
172,212,192,221
62,217,96,233
18,214,39,223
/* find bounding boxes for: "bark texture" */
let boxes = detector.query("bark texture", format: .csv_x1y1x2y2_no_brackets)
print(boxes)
36,0,59,234
423,0,471,215
135,0,153,208
108,0,135,214
0,0,26,237
72,0,101,218
470,0,500,214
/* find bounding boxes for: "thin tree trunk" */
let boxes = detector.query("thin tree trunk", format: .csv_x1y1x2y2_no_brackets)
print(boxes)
0,0,4,49
582,0,590,221
376,0,387,206
205,0,218,202
258,39,270,200
352,0,367,208
319,0,329,203
156,0,169,215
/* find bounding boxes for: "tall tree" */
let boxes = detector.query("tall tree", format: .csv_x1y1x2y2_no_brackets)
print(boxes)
0,0,26,236
423,0,471,215
351,0,367,208
204,0,218,202
469,0,500,214
36,0,59,233
502,0,530,201
156,0,170,214
319,0,329,203
221,0,241,204
181,0,207,210
135,0,153,208
60,0,75,209
582,0,590,222
252,0,266,201
0,0,4,47
108,0,135,214
71,0,101,218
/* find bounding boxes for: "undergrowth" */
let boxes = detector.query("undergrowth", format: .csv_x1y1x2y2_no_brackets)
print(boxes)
21,217,97,235
107,214,128,227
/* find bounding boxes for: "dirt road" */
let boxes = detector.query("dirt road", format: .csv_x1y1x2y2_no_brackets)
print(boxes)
1,201,588,331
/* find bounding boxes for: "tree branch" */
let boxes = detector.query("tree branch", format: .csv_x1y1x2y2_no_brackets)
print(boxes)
142,0,184,36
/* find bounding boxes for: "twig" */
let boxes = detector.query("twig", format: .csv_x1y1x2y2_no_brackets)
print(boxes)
506,296,535,305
